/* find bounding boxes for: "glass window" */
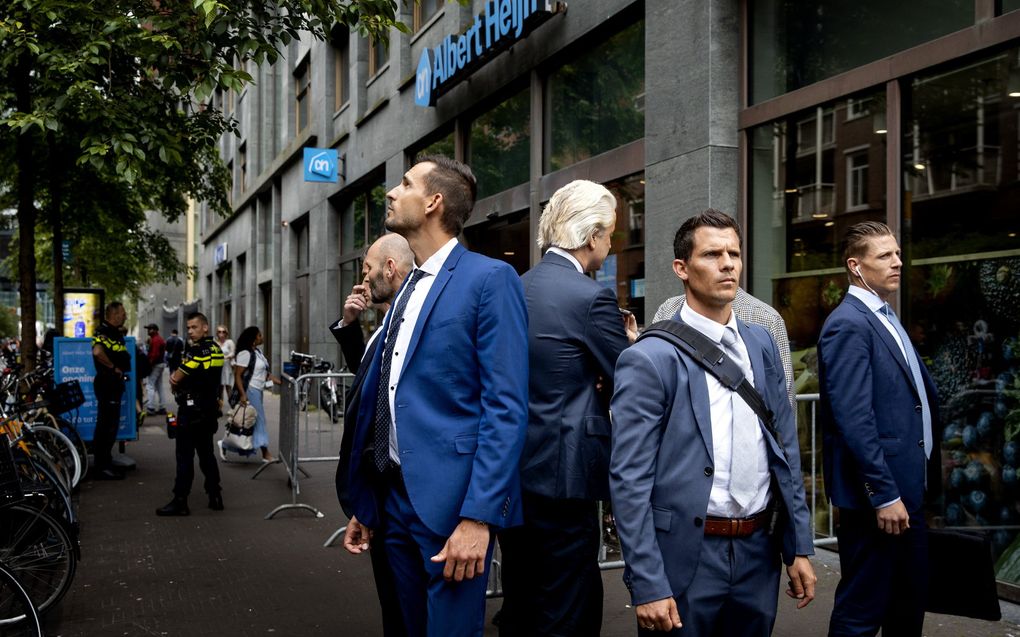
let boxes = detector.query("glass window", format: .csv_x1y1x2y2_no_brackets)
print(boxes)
463,210,531,275
548,20,644,171
900,49,1020,582
368,35,388,77
238,142,247,192
345,182,387,254
1006,0,1020,14
470,89,530,199
748,90,887,355
333,29,350,111
414,130,455,161
413,0,444,31
749,0,972,103
594,173,646,325
295,61,310,132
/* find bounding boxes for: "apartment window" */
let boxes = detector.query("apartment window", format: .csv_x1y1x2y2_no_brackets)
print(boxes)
226,160,234,206
332,28,350,111
413,0,444,31
846,150,869,210
238,142,247,193
368,36,388,77
846,98,871,120
295,60,310,132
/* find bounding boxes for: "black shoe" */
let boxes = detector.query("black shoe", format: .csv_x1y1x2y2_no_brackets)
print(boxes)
94,467,125,481
156,497,190,516
208,493,224,511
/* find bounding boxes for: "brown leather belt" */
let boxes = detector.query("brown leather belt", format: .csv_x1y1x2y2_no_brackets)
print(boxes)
704,510,769,538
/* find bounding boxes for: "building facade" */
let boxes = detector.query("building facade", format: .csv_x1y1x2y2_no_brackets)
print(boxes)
198,0,1020,591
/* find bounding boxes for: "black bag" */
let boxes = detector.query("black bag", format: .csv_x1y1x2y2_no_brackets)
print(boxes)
227,349,257,408
925,528,1001,621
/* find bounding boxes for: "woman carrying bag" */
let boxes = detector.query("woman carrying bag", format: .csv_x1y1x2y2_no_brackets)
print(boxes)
226,326,280,462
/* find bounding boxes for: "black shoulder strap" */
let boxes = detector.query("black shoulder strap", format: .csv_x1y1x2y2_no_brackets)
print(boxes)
638,320,788,463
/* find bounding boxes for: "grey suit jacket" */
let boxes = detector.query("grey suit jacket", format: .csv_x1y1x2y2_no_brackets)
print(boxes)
609,319,813,606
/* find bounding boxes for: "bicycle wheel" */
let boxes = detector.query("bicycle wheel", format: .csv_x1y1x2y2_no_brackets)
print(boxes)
11,451,76,532
0,560,43,636
26,425,81,490
53,417,89,482
0,504,76,614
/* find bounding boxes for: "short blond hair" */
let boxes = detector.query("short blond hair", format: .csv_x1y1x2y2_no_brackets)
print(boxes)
537,180,616,251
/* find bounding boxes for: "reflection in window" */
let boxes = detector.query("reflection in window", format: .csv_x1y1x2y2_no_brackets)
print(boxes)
343,183,387,254
463,210,531,275
1006,0,1020,13
594,173,646,325
415,130,455,160
368,35,388,77
333,28,350,111
295,61,310,133
413,0,443,31
748,91,887,352
548,20,644,171
749,0,971,103
470,89,530,199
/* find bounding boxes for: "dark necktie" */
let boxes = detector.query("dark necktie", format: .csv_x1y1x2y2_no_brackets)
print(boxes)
373,269,427,472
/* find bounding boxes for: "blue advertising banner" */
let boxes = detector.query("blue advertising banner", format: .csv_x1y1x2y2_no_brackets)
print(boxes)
53,336,138,442
303,148,339,183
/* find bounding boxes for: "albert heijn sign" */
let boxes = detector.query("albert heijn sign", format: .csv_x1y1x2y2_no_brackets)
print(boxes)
415,0,556,107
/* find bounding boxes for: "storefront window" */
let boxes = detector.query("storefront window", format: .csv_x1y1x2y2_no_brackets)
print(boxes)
469,89,530,199
594,173,646,325
548,20,644,171
343,182,386,254
416,130,455,160
463,210,531,275
749,90,887,364
1006,1,1020,14
901,49,1020,583
749,1,971,103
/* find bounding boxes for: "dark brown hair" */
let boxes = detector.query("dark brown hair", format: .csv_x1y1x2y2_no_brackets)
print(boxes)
673,209,742,261
415,154,477,236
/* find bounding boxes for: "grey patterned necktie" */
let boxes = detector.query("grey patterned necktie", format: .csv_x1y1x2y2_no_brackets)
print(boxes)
722,326,758,508
882,304,933,459
373,269,427,472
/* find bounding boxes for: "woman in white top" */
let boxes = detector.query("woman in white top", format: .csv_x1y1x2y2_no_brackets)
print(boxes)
215,325,235,400
230,326,281,462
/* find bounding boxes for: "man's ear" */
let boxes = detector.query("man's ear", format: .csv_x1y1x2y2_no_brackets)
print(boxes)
424,191,443,216
672,259,687,281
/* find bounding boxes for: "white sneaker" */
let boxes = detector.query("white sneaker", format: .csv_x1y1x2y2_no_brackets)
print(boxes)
217,439,227,462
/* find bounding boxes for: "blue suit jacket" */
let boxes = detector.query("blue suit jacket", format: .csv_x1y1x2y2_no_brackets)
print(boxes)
609,319,814,606
519,252,630,501
347,242,530,536
818,293,941,517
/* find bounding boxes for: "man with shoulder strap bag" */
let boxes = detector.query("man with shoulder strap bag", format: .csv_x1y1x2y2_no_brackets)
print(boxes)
609,209,815,636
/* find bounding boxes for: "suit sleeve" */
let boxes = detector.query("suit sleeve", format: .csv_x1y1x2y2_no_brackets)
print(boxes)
458,265,529,526
584,287,631,390
337,322,366,375
819,317,900,507
609,346,675,605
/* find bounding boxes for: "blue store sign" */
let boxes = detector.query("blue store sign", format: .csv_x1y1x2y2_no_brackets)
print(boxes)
53,337,138,442
415,0,556,107
303,148,339,183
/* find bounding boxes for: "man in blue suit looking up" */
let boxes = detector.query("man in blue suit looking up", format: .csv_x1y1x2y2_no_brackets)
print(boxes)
342,155,529,637
820,221,940,637
499,180,636,636
610,209,816,635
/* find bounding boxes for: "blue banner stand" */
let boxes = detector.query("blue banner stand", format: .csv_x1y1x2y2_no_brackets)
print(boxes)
52,336,138,443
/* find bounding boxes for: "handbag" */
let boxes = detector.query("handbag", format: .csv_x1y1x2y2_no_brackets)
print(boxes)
230,403,257,429
221,403,256,452
925,528,1001,620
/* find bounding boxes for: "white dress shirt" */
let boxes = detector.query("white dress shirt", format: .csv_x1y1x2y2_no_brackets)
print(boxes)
680,304,771,518
383,237,459,464
546,246,584,273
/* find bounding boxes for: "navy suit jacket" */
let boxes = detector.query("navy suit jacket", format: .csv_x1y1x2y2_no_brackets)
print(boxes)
347,242,530,536
818,293,941,517
609,318,813,606
519,251,630,501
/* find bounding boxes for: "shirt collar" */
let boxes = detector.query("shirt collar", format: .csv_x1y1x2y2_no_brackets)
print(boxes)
546,247,584,273
847,284,886,313
415,237,459,277
680,303,739,344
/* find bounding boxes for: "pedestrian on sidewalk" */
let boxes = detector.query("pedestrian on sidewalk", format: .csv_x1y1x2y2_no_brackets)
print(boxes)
157,312,224,516
215,325,235,400
145,323,168,413
91,301,130,481
165,328,185,372
229,326,280,463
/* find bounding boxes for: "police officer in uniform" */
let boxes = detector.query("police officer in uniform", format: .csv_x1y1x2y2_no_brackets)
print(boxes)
157,312,225,516
91,301,130,480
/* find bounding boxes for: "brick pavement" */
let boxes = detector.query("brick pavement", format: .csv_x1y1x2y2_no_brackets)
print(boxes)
42,391,1020,636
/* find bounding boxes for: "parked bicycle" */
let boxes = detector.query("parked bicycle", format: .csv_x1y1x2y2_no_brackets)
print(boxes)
289,351,342,423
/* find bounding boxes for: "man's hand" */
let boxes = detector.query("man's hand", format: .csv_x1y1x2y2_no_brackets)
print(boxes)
635,597,682,631
623,311,639,344
342,284,370,325
876,500,909,535
342,516,372,555
785,556,817,609
430,519,489,581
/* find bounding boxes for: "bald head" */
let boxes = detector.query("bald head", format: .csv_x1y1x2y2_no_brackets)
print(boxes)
363,233,414,305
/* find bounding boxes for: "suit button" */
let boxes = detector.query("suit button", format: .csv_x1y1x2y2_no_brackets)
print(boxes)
704,467,713,477
918,439,925,447
694,517,703,527
915,405,922,413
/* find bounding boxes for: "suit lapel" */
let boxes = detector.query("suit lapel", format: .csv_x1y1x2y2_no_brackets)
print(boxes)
737,321,788,465
681,354,714,462
845,295,914,384
401,242,465,367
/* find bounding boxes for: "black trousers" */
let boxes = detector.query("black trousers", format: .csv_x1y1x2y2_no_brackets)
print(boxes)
93,376,125,471
498,492,602,637
172,417,221,498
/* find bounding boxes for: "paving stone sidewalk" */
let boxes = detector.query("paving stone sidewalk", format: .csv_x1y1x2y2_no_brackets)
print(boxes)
42,391,1020,636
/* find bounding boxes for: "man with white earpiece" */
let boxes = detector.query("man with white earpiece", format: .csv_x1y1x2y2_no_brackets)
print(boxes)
818,221,941,637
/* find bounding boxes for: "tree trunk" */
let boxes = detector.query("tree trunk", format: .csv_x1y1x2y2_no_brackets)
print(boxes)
16,52,37,372
49,133,64,339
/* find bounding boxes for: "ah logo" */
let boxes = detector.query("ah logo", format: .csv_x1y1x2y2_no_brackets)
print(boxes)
303,148,339,183
415,49,433,107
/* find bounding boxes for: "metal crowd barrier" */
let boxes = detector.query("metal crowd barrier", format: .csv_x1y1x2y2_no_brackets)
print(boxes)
263,372,355,522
